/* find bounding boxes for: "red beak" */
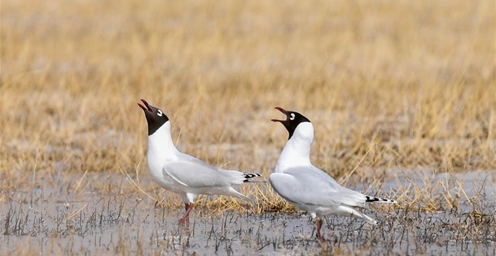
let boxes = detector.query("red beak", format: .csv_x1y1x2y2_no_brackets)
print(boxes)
138,99,153,112
271,107,287,122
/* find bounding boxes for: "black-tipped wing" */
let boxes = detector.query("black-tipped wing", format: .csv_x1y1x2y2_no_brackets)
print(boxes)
163,157,260,188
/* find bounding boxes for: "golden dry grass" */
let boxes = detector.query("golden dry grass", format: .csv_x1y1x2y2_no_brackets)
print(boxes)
1,0,495,216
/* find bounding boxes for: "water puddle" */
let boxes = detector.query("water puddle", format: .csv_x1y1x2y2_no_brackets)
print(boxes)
1,170,495,255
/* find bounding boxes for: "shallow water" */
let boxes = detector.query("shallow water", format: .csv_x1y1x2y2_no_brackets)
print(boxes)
1,171,495,255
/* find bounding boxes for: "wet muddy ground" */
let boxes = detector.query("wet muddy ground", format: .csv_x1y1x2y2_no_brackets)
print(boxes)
2,170,495,255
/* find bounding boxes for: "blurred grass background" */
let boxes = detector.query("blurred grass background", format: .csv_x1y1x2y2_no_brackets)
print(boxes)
1,0,495,192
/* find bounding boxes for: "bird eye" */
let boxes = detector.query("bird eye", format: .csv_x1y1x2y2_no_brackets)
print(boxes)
157,110,163,117
290,113,295,120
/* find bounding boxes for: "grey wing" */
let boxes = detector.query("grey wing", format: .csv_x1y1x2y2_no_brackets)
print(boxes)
281,167,369,207
176,152,210,166
163,161,231,188
284,166,342,191
296,165,341,188
269,172,339,206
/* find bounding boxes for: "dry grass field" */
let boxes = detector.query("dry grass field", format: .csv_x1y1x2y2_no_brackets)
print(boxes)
1,0,495,254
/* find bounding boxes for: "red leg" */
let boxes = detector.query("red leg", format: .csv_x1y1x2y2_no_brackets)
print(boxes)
179,203,194,225
316,218,323,240
184,203,193,225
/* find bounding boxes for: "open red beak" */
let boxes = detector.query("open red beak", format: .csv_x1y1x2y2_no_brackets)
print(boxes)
138,99,153,113
271,107,287,122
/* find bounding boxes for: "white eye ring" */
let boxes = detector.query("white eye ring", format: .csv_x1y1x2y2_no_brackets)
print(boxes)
289,113,295,120
157,110,163,117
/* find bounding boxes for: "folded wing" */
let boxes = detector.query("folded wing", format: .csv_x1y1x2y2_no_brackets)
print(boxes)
271,167,369,208
163,160,245,188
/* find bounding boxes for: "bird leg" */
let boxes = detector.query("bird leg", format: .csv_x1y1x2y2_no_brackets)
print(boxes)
179,203,194,225
314,218,324,240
